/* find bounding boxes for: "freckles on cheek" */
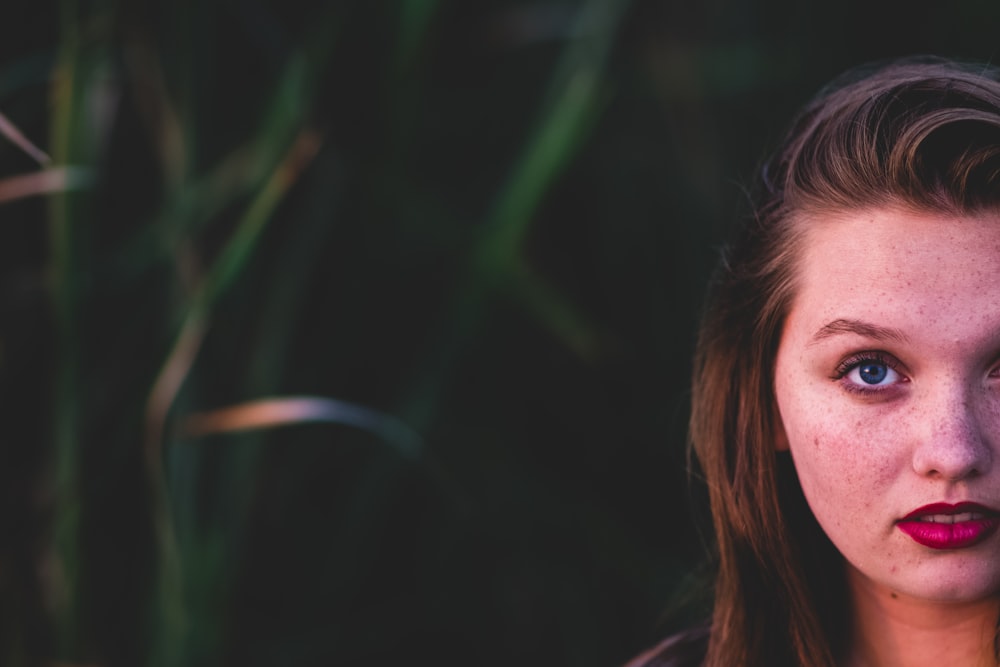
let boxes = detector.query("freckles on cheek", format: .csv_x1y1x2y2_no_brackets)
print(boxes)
805,431,876,504
848,415,898,485
819,414,885,465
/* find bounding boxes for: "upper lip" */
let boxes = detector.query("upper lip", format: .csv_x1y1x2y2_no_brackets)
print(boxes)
900,502,1000,521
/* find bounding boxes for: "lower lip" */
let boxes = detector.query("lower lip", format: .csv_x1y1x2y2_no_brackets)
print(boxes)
897,518,1000,549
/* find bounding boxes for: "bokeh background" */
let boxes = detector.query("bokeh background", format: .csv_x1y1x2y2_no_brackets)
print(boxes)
3,1,1000,666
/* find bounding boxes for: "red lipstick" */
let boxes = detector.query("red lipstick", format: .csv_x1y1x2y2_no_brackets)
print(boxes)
897,502,1000,550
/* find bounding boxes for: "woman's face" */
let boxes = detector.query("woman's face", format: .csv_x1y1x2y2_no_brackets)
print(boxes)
774,207,1000,605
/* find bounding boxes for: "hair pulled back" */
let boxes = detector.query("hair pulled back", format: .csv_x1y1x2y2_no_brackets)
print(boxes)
688,58,1000,667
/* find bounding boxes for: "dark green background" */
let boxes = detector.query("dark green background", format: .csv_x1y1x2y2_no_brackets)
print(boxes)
2,1,999,666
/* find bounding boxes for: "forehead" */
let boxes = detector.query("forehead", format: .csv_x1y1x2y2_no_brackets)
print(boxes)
788,208,1000,338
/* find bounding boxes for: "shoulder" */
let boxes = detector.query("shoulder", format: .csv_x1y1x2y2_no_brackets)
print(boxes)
622,625,710,667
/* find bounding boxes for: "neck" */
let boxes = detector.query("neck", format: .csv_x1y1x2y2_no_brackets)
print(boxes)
846,567,1000,667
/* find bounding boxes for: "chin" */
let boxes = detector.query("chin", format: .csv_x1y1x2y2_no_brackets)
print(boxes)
892,566,1000,604
846,548,1000,606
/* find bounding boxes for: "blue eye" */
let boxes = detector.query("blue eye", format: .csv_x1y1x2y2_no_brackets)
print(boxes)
857,362,888,384
837,352,904,392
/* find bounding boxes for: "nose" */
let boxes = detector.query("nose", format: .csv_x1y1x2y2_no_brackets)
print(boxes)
911,387,993,481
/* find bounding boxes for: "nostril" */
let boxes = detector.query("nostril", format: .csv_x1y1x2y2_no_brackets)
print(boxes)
910,405,992,480
912,421,990,480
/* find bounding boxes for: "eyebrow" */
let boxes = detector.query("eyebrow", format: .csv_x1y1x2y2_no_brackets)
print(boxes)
809,318,910,346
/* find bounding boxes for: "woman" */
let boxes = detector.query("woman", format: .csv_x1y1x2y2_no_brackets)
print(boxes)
632,57,1000,666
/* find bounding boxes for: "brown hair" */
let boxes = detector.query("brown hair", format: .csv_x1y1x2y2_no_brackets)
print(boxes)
686,58,1000,667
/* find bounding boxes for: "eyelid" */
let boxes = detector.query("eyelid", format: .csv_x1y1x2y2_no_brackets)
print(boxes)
988,352,1000,377
831,350,909,397
831,350,902,380
833,350,1000,385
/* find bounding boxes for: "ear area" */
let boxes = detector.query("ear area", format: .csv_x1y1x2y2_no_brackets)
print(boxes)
773,413,790,452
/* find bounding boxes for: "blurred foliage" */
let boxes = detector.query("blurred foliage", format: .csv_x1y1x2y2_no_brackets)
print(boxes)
2,0,1000,666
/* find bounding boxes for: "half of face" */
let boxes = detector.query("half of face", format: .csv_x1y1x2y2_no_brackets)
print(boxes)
773,207,1000,606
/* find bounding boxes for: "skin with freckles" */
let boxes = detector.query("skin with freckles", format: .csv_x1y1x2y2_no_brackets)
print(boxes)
773,207,1000,666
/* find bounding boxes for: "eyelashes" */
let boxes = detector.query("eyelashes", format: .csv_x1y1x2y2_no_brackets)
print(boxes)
832,351,906,395
828,350,1000,397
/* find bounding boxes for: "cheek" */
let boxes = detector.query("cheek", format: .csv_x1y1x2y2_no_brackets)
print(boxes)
774,352,903,531
785,412,895,520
